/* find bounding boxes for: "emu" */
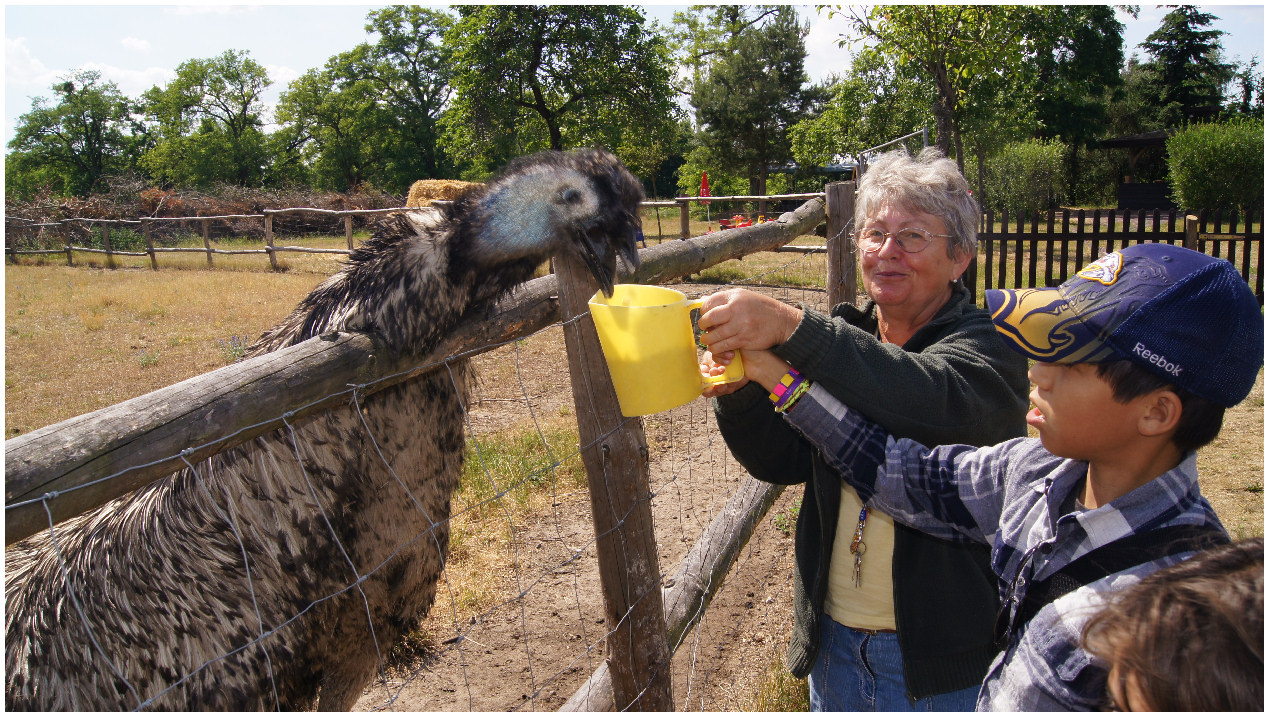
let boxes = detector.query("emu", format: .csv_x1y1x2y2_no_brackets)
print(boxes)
5,149,643,710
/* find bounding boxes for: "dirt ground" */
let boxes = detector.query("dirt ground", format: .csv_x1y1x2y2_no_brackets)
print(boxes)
352,283,827,712
350,275,1264,712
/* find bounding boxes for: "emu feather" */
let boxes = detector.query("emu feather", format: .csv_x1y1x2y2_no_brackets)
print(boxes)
5,149,643,710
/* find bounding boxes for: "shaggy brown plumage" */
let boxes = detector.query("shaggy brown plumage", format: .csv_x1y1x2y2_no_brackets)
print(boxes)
5,149,643,710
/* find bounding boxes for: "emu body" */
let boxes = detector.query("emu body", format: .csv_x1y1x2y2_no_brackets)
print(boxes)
5,149,642,710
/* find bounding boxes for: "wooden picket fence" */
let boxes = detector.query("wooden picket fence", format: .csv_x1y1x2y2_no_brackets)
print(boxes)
968,208,1263,303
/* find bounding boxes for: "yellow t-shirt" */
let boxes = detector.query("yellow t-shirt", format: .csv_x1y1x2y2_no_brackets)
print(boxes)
824,483,897,631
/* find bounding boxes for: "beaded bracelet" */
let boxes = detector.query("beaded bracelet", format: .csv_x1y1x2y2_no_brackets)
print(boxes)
769,368,812,413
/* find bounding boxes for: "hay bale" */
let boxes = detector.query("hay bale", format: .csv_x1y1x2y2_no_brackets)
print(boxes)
405,179,481,207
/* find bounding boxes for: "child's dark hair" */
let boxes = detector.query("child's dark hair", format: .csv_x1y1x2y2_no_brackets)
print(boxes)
1094,360,1225,454
1081,537,1263,711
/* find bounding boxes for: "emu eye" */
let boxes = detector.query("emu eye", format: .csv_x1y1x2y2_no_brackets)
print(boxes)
560,188,582,205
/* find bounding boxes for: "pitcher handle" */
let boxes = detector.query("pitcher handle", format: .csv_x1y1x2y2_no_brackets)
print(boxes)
685,299,745,385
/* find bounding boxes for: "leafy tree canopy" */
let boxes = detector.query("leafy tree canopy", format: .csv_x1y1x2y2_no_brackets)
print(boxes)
687,5,816,195
1139,5,1234,125
138,49,271,187
441,4,680,178
7,69,138,198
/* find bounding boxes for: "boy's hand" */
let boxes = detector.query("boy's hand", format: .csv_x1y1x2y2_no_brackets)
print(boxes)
701,350,748,398
697,289,802,355
700,348,793,399
736,349,794,392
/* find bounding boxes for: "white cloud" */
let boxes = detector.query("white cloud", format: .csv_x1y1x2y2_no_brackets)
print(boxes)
266,63,300,89
121,37,152,52
6,37,56,93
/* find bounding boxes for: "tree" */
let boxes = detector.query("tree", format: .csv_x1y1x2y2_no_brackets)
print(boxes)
1026,5,1125,148
7,70,138,198
689,5,815,195
272,49,382,191
1138,5,1234,125
358,6,455,188
829,5,1032,168
1224,56,1264,118
139,49,271,187
668,4,783,101
441,5,679,177
789,47,934,170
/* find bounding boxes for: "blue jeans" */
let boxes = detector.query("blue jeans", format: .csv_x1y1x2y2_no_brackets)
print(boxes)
809,615,980,711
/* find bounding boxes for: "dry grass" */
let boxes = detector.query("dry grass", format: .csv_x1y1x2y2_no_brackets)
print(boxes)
4,260,338,435
441,425,588,619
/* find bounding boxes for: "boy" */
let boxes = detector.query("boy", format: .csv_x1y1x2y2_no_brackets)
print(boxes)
734,244,1263,710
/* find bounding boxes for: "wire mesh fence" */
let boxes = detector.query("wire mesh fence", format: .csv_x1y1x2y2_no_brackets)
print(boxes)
5,208,834,710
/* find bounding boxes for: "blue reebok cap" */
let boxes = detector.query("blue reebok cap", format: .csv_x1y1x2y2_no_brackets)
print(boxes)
986,244,1263,407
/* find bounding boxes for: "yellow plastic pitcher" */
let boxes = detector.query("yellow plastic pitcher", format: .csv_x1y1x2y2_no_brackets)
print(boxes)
589,285,745,417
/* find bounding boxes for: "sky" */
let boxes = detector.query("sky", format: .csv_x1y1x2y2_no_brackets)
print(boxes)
4,3,1266,149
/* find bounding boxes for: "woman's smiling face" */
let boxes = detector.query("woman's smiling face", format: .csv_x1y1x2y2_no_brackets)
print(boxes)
859,202,971,322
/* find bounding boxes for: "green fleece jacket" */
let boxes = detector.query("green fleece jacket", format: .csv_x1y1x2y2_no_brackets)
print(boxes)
714,283,1029,698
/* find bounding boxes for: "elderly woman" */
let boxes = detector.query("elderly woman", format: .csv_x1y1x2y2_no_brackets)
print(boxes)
697,148,1029,711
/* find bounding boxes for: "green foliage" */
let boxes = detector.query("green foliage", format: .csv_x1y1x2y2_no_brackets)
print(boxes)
789,47,933,169
1166,119,1264,211
772,497,802,536
441,5,680,177
6,70,139,199
138,50,271,188
1025,5,1125,147
689,6,814,195
1066,145,1124,207
980,140,1068,214
675,145,750,218
834,5,1034,164
1224,57,1265,119
1139,6,1234,126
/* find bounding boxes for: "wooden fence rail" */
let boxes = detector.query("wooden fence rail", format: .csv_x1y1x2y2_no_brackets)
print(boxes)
4,195,826,544
4,195,825,266
5,195,826,712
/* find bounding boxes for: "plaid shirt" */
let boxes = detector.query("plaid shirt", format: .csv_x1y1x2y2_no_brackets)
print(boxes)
783,383,1226,711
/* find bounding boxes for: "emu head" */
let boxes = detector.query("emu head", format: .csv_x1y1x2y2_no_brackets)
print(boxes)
454,148,643,296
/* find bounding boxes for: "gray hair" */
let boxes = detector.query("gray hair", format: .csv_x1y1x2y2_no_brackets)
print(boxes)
854,148,978,259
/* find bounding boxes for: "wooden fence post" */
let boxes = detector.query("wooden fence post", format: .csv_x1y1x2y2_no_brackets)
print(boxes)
201,219,213,267
679,199,690,239
6,223,20,263
1184,214,1198,251
825,181,856,307
554,252,672,711
344,215,354,250
264,212,278,271
102,223,115,270
143,219,158,270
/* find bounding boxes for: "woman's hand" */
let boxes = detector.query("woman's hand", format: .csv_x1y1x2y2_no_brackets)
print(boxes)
697,288,802,355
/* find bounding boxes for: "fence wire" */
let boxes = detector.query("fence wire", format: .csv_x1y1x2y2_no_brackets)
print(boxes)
5,235,833,711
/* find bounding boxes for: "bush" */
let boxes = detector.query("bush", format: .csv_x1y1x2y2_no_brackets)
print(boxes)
1067,145,1123,208
981,139,1069,215
1166,119,1264,211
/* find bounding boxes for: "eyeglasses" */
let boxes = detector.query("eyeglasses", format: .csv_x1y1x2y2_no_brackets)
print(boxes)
854,226,952,254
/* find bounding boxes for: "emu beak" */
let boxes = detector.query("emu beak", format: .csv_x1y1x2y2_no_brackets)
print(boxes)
582,229,641,298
